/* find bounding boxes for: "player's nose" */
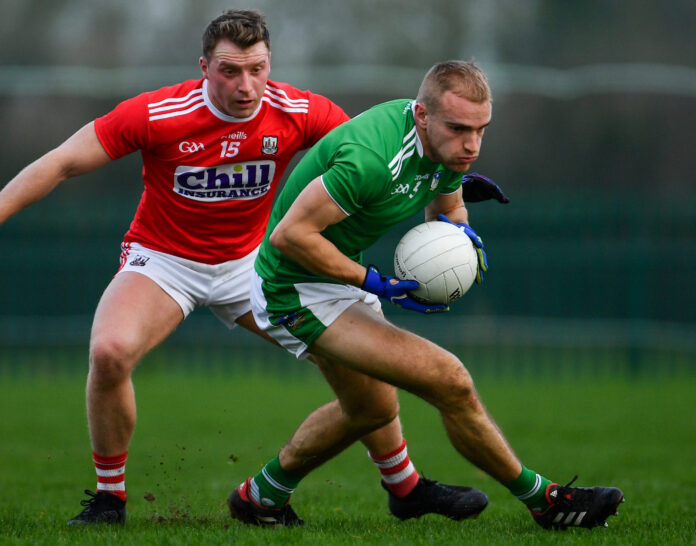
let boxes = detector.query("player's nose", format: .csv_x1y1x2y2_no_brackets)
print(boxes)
463,133,481,155
236,71,253,93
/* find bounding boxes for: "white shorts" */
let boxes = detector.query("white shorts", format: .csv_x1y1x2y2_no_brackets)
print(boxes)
117,242,258,329
250,270,381,359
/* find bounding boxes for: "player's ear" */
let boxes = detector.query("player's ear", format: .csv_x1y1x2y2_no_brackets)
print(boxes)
199,56,209,77
414,102,428,129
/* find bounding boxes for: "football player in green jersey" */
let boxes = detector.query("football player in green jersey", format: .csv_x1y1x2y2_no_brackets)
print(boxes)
228,61,624,530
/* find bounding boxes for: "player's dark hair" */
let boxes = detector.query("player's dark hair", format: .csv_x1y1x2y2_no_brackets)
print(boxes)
417,61,491,112
202,9,270,59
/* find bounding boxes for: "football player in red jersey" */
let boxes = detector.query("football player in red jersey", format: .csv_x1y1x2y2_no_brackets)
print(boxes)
0,10,487,526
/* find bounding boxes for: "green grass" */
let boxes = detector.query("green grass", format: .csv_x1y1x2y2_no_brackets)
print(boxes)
1,350,695,545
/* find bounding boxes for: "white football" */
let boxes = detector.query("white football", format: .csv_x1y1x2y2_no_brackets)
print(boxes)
394,221,478,305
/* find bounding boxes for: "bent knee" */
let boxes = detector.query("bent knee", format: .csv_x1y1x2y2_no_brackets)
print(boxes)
345,398,400,431
89,335,140,383
443,366,476,403
428,356,478,409
369,400,400,428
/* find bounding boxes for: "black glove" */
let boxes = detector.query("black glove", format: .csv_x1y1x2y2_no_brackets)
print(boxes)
461,173,509,203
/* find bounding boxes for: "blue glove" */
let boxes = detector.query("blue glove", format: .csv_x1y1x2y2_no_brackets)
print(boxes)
461,173,509,203
362,265,449,313
437,214,488,284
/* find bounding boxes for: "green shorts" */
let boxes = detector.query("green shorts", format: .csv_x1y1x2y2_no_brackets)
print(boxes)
250,271,381,359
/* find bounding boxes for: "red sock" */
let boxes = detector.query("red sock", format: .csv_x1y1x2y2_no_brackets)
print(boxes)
93,451,128,501
369,439,420,498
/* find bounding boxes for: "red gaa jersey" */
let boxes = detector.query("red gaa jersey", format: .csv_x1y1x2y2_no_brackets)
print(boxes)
94,78,349,264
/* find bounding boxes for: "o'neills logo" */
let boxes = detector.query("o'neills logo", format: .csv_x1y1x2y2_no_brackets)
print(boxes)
173,161,276,202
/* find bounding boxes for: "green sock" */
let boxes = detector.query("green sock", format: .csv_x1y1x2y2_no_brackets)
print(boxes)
250,455,304,509
505,465,553,512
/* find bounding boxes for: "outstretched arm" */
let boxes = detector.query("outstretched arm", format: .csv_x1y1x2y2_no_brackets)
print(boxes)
0,121,112,225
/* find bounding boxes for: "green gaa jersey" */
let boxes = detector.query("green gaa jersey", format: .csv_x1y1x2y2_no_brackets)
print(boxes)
255,98,462,288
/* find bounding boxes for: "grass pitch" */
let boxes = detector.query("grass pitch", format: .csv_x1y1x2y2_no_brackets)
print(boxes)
1,349,695,545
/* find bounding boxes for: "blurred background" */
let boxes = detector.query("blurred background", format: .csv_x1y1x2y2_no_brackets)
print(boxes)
1,0,694,374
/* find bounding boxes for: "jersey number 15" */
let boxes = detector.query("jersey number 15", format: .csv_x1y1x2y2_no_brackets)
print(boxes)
220,141,240,158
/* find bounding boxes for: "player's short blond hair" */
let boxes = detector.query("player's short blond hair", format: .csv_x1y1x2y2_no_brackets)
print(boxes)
416,61,491,112
202,9,270,59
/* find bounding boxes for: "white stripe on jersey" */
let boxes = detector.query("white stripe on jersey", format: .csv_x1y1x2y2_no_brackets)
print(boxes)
148,94,205,114
265,84,310,107
147,88,203,108
146,83,310,120
147,88,205,121
388,127,417,180
388,128,417,170
261,96,309,113
400,127,417,146
390,145,416,180
148,99,207,121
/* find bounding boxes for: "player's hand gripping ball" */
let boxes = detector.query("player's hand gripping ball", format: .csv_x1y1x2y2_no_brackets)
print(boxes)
394,221,479,305
362,265,448,313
